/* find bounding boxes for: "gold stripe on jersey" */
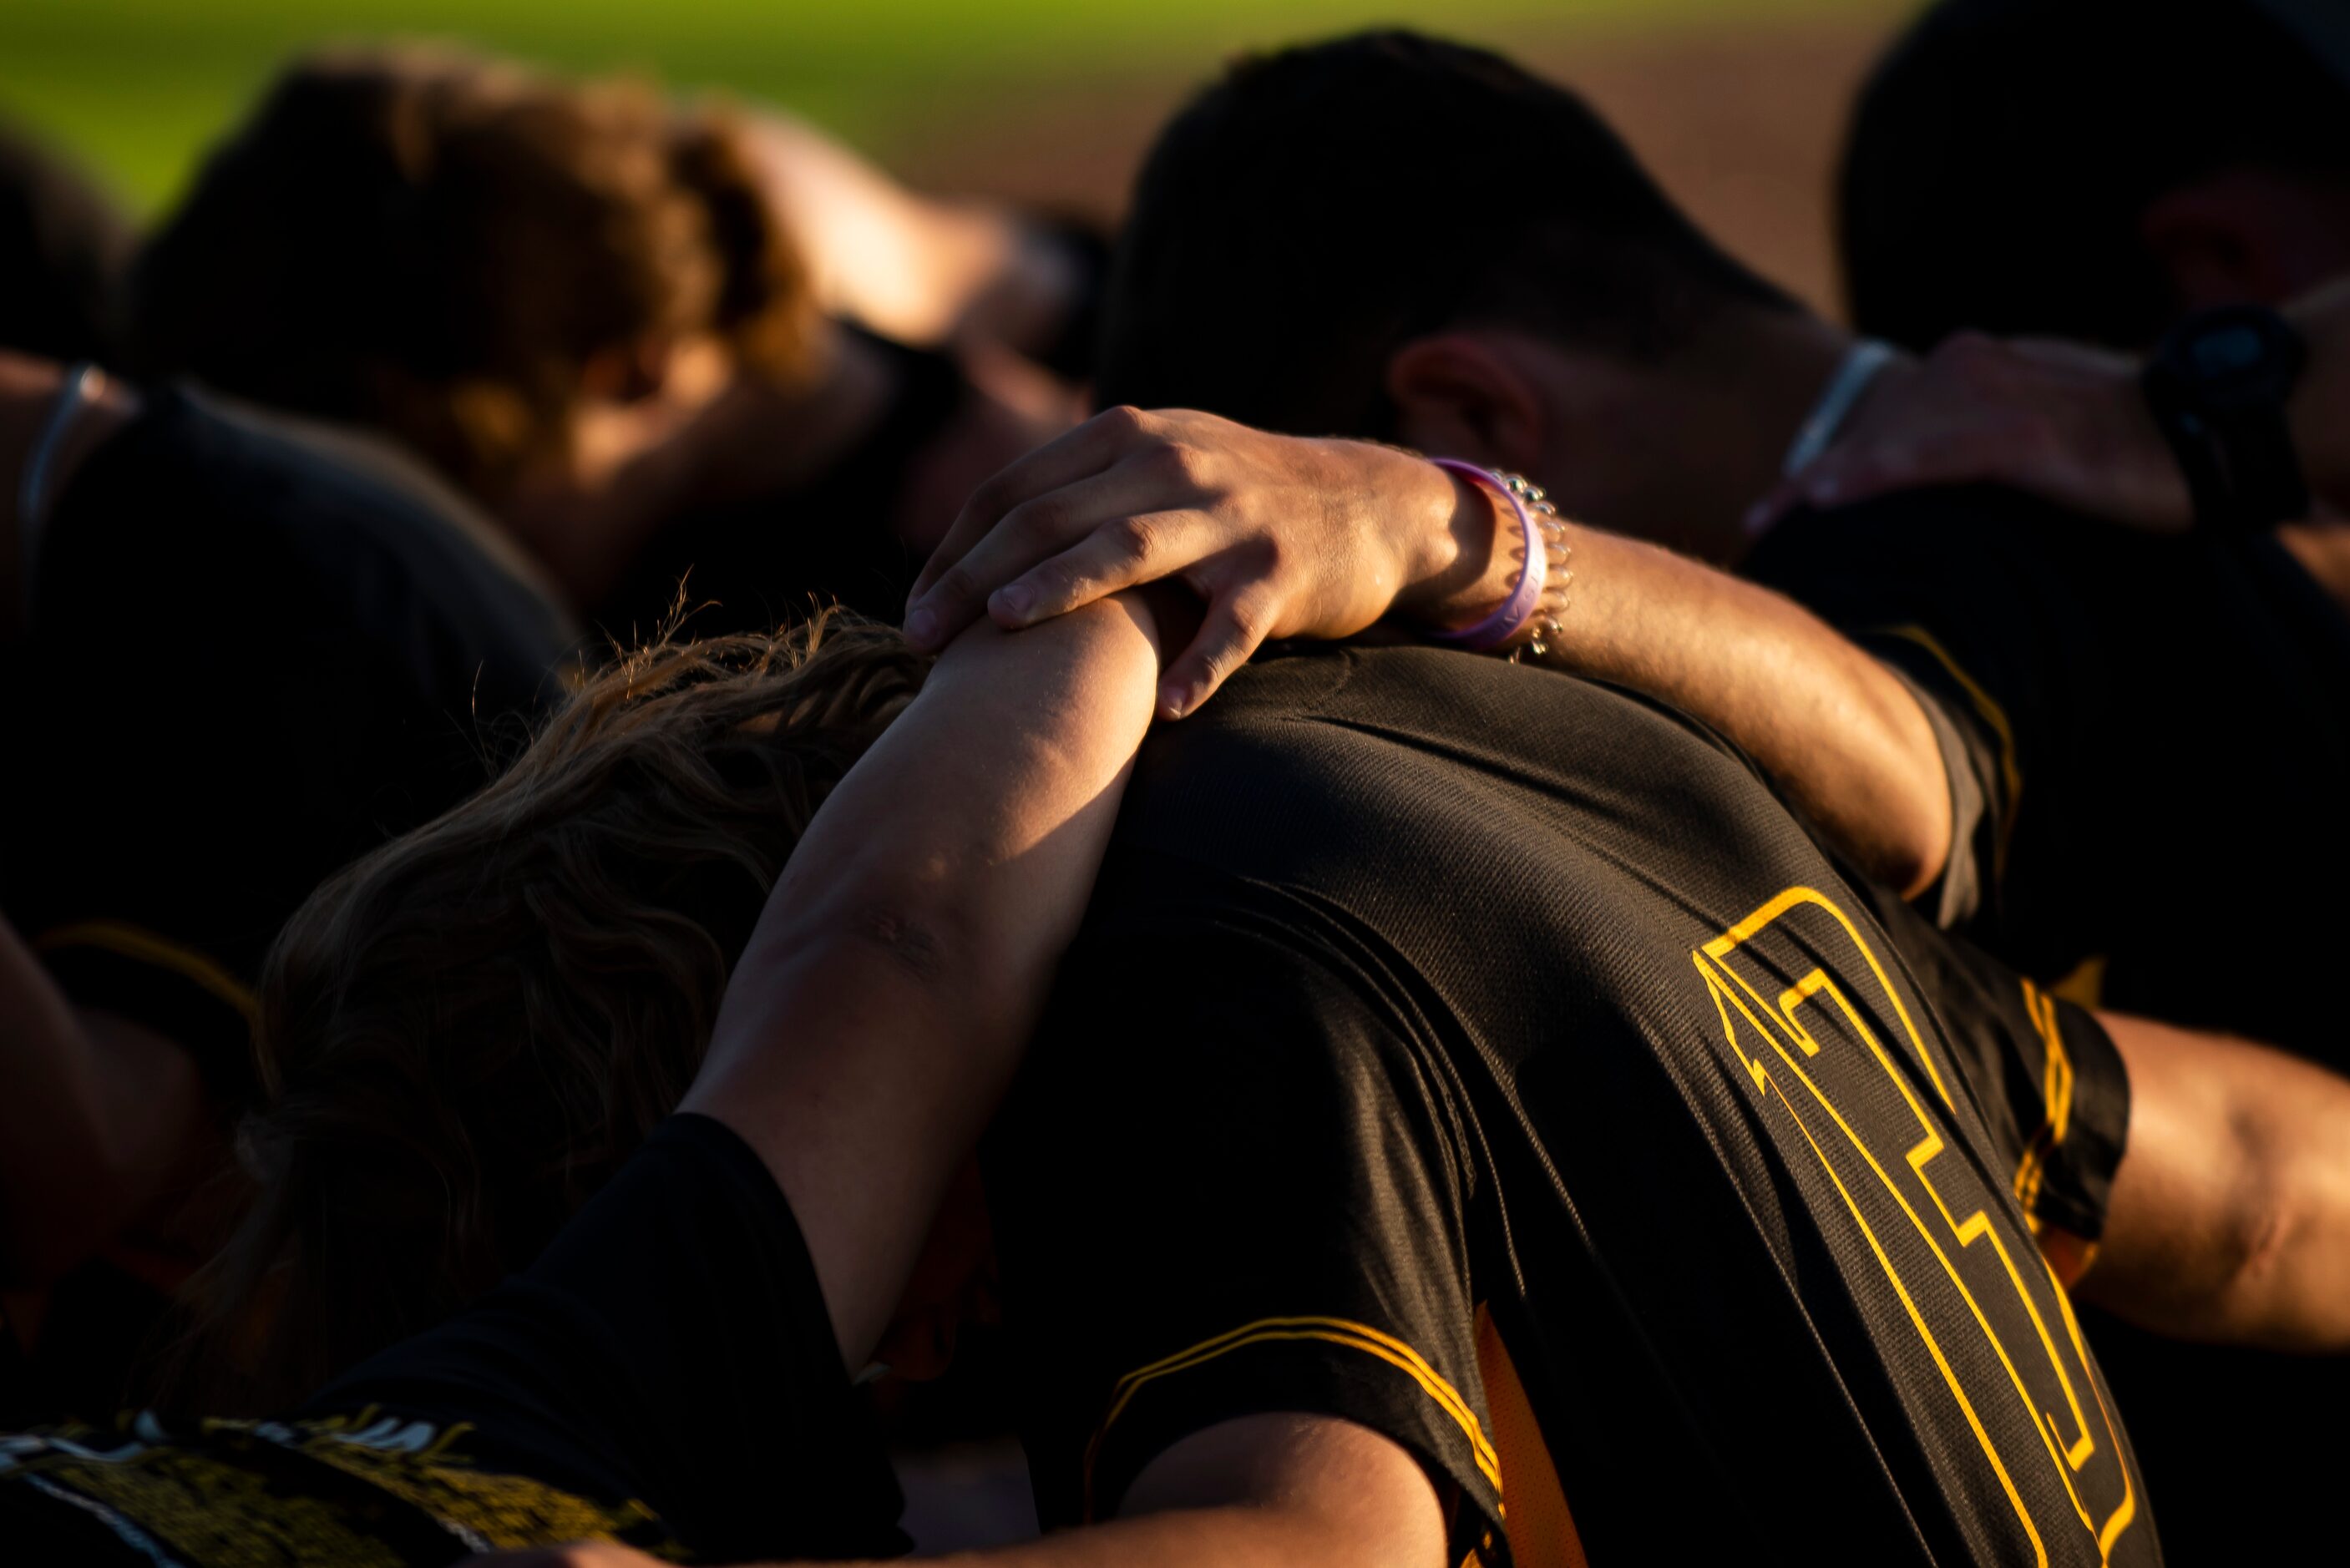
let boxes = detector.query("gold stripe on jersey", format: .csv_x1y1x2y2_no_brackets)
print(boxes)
1086,1314,1502,1515
33,919,260,1027
1694,884,2136,1565
2010,979,2077,1222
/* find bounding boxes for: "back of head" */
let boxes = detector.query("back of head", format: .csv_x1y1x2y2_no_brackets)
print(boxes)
175,613,926,1414
1099,29,1791,436
129,47,818,501
0,118,131,363
1840,0,2350,349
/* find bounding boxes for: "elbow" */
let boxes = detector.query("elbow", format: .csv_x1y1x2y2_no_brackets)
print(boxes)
786,890,1032,1032
1882,827,1948,905
838,898,958,987
1868,670,1958,903
1852,797,1947,903
2219,1140,2350,1353
2184,1119,2337,1352
2213,1154,2292,1315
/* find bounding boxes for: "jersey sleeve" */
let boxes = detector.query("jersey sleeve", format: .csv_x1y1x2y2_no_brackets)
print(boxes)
986,864,1505,1565
1745,488,2114,969
1854,875,2131,1262
307,1114,905,1564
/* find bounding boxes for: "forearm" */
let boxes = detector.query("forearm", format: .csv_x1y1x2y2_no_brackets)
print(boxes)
680,596,1163,1362
468,1414,1438,1568
1530,524,1952,896
1390,474,1950,893
808,1412,1441,1568
2084,1012,2350,1353
484,1507,1408,1568
818,1511,1385,1568
742,109,1037,350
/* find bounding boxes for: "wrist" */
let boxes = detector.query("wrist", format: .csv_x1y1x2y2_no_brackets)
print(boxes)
1390,459,1517,629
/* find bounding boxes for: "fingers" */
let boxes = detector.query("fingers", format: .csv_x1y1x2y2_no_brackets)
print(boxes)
1158,584,1279,720
1785,443,1932,514
1747,443,1930,531
906,458,1213,649
905,406,1152,619
988,510,1213,629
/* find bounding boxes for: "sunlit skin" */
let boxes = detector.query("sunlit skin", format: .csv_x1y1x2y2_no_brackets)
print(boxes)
499,317,1069,615
900,404,1954,898
740,109,1085,359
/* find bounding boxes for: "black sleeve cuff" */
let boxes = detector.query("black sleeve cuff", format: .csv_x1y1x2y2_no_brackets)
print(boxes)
2021,999,2130,1246
313,1113,905,1563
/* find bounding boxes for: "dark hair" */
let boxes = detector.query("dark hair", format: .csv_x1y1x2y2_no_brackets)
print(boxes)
1097,30,1794,436
0,118,132,364
129,48,819,502
172,612,928,1414
1840,0,2350,351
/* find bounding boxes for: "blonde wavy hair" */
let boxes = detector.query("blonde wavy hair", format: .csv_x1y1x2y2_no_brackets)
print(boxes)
175,611,928,1414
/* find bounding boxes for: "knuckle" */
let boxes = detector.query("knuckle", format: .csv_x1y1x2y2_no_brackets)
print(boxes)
1094,403,1150,438
1109,513,1162,565
1202,635,1249,682
1004,493,1066,542
964,474,1016,524
1021,565,1071,606
1225,592,1275,641
1142,439,1209,490
932,564,980,608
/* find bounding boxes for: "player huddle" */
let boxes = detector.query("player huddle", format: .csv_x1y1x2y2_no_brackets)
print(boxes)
5,5,2350,1565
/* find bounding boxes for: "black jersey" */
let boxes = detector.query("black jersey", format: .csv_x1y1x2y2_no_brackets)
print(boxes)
1,386,573,1095
0,386,574,1424
0,1115,904,1565
1746,488,2350,1562
988,645,2147,1568
1746,487,2350,1055
594,330,965,640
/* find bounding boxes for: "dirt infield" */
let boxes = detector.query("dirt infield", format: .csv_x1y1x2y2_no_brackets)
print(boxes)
880,13,1897,323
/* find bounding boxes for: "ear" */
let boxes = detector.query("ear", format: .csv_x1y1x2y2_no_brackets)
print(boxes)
1384,331,1550,473
2140,175,2303,316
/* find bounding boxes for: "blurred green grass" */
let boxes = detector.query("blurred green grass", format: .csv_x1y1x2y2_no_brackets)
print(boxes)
0,0,1885,215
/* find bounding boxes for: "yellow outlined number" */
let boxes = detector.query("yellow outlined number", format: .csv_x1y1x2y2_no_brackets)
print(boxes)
1693,887,2135,1566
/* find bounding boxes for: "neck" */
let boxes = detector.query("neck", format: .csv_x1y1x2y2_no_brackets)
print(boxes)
1672,307,1856,564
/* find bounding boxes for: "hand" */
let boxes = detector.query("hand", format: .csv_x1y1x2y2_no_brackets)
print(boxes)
902,407,1507,717
1747,333,2193,535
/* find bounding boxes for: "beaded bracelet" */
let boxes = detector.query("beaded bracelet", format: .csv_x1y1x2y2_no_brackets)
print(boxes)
1425,459,1571,660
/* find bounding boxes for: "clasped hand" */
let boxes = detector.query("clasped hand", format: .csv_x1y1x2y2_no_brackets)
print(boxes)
901,406,1500,716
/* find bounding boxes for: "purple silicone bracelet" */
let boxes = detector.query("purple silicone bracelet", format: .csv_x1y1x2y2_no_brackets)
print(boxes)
1426,458,1546,651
